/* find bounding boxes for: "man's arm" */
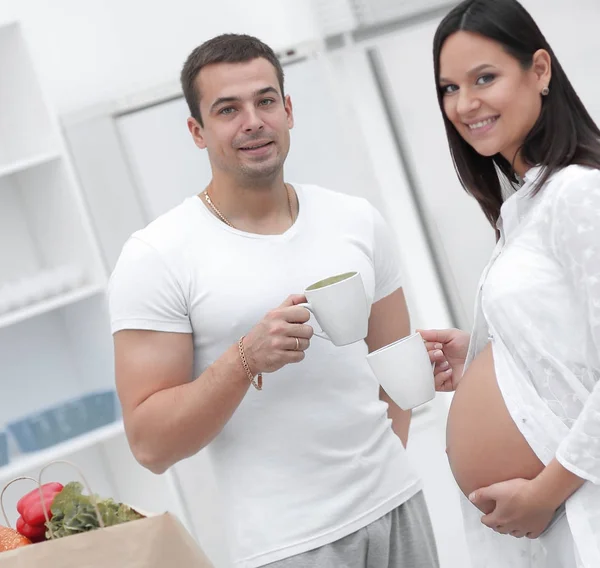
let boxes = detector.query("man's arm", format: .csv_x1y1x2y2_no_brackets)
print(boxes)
365,287,412,447
115,329,251,475
115,295,312,475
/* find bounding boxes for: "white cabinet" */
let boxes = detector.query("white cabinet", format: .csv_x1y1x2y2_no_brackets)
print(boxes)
0,20,191,542
0,19,113,479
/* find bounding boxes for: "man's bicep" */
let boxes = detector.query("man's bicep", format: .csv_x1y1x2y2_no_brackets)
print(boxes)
365,287,411,353
114,329,194,416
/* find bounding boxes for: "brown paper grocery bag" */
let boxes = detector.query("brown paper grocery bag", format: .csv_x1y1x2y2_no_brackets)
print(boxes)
0,460,214,567
0,512,214,567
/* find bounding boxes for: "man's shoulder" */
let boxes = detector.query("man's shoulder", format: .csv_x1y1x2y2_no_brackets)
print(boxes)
296,183,373,215
129,197,199,253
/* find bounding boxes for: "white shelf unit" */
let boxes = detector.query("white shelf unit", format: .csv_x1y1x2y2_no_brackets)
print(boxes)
0,20,115,459
0,19,195,554
0,19,114,489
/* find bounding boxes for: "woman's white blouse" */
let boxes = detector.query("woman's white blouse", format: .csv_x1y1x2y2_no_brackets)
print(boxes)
459,164,600,567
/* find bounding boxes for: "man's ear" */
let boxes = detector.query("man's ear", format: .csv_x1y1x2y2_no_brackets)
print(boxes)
284,95,294,130
187,116,207,150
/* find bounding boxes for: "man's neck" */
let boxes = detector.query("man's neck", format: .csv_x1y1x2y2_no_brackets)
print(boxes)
202,174,296,235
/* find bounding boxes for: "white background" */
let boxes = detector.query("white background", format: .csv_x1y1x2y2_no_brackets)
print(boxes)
1,1,600,566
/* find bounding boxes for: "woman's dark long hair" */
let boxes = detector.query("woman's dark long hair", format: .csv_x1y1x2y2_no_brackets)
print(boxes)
433,0,600,229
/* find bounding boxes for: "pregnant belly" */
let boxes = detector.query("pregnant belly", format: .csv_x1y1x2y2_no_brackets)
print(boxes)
446,343,544,512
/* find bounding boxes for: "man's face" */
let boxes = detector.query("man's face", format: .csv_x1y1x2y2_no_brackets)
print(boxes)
188,57,294,182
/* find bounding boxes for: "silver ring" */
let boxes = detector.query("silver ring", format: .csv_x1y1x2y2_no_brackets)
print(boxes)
295,337,300,351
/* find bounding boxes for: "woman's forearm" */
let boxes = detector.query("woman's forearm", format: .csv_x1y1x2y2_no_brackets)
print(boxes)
531,458,586,509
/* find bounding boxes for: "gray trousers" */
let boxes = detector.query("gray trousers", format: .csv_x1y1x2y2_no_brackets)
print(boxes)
263,491,439,568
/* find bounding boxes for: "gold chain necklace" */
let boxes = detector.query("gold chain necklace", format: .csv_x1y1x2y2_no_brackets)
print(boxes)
202,185,294,229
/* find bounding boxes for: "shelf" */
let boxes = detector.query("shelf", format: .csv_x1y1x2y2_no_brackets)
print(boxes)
0,420,125,481
0,284,105,329
0,151,61,180
0,20,17,33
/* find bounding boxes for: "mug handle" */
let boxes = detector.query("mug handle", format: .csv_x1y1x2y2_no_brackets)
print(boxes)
298,302,330,341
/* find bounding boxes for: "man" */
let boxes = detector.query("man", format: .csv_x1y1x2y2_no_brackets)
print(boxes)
108,33,439,568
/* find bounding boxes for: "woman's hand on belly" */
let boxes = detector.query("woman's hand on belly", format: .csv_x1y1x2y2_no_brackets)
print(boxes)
470,478,558,539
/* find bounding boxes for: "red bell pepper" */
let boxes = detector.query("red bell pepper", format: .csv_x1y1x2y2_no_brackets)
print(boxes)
16,482,64,528
16,516,46,543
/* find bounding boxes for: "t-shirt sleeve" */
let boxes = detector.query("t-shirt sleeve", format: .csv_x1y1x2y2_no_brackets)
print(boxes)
369,203,404,303
108,236,192,335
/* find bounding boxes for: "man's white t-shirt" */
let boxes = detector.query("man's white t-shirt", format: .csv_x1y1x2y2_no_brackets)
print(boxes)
108,184,422,568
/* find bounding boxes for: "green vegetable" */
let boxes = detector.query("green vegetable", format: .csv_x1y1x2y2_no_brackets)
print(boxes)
45,482,143,539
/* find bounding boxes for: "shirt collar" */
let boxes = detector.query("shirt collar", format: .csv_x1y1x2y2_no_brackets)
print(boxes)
496,165,545,233
523,165,544,184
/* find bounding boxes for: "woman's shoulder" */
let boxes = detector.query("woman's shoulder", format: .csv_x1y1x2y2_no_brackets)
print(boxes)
541,164,600,207
537,165,600,246
547,164,600,190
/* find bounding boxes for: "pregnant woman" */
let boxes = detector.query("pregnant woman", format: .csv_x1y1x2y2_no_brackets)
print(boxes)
420,0,600,566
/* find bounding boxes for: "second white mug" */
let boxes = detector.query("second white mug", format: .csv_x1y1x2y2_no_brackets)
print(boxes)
366,332,435,410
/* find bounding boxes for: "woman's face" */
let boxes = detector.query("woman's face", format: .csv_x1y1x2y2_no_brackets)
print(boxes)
438,31,551,173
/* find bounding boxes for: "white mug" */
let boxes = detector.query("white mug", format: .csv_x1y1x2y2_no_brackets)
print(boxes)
366,332,435,410
300,271,368,347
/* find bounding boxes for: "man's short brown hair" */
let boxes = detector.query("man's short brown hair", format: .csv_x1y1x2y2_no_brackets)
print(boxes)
180,33,285,127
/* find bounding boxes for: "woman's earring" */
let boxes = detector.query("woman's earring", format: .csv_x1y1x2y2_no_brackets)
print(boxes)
541,87,550,96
